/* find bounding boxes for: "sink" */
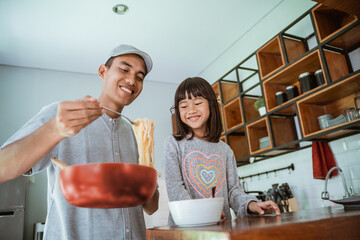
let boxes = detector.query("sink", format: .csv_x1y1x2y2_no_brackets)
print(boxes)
321,166,359,208
329,195,360,208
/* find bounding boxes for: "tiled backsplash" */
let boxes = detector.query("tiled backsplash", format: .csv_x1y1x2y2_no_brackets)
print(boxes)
237,133,360,210
145,134,360,228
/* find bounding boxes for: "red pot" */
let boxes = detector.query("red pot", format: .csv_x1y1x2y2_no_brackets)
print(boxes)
53,158,157,208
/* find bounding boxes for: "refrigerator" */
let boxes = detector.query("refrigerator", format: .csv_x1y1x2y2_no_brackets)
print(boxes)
0,175,27,240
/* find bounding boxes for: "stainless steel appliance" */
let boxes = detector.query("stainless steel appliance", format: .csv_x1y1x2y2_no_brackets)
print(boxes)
0,176,27,240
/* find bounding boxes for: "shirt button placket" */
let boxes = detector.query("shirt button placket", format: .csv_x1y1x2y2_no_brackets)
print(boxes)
113,120,120,162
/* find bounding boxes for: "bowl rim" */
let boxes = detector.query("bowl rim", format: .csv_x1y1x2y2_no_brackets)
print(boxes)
168,197,224,205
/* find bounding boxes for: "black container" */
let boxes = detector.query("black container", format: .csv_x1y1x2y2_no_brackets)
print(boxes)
275,91,287,106
298,72,318,93
315,69,325,86
286,86,299,100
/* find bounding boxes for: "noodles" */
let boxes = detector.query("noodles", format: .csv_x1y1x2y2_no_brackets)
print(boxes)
132,118,155,168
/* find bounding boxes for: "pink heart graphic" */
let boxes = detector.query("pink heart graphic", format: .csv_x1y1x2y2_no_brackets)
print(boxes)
183,151,226,198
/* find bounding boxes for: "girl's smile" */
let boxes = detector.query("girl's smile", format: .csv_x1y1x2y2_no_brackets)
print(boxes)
179,93,210,139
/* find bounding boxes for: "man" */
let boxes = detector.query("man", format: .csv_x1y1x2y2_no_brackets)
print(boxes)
0,44,159,239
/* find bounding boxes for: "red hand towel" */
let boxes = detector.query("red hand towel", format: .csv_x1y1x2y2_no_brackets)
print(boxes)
312,141,338,179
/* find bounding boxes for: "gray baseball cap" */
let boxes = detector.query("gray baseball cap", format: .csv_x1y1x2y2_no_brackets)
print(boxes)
107,44,153,74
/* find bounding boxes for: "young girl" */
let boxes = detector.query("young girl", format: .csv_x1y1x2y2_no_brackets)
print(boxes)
164,77,280,225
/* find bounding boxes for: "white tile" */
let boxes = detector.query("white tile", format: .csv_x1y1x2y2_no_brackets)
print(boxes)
343,133,360,151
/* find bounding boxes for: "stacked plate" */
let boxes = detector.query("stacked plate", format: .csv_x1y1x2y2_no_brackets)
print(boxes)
318,114,346,130
259,136,270,149
328,114,346,127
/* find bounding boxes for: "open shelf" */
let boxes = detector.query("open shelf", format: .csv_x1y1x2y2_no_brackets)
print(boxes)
269,115,299,148
227,128,249,161
242,96,261,122
282,12,316,56
220,135,227,144
212,82,226,134
263,49,350,112
221,81,239,104
283,37,307,63
312,0,360,17
312,4,358,43
246,118,272,155
326,23,360,50
256,36,285,79
297,72,360,138
263,50,326,112
323,49,350,82
223,97,243,131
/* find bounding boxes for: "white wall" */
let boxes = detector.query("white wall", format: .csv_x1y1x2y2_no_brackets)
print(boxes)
199,0,317,84
0,64,177,239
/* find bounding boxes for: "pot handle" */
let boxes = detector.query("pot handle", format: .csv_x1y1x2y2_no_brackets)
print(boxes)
50,157,68,169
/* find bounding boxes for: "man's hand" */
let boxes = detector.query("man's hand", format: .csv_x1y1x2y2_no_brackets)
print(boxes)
55,96,104,137
248,200,281,215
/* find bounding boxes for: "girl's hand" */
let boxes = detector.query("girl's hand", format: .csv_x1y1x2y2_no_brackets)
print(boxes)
248,201,281,216
55,95,104,137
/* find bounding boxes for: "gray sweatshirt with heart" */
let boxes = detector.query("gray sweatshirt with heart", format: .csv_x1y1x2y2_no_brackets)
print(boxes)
164,135,258,225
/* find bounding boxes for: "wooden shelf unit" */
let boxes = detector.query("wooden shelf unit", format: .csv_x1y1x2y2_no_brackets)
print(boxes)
263,50,325,112
223,97,244,131
269,115,299,148
220,135,227,144
227,128,249,161
283,37,307,63
220,81,239,104
212,82,226,134
202,3,360,164
312,4,358,43
297,71,360,138
312,0,360,17
256,36,285,79
242,96,261,122
246,118,271,155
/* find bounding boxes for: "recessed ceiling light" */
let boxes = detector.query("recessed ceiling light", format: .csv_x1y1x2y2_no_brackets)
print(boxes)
113,4,129,15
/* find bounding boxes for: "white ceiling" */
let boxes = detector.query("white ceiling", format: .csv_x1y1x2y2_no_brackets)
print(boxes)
0,0,281,84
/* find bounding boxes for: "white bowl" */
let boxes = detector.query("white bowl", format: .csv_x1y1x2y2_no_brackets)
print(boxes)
168,197,224,227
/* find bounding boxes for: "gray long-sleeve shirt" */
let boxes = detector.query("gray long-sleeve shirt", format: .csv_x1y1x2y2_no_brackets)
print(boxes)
164,135,258,225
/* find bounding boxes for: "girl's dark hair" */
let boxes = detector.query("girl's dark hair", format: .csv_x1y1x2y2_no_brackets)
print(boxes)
173,77,222,142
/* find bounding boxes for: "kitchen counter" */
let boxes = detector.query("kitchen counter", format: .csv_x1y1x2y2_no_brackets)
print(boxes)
146,206,360,240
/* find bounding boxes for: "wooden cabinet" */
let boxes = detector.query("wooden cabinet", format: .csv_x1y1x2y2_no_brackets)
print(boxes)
212,3,360,165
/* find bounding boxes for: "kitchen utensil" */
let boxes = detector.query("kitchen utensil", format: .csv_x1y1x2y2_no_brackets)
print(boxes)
317,114,334,130
327,114,346,127
168,197,224,227
245,191,267,201
102,106,138,125
344,108,358,121
275,91,287,105
282,183,293,199
51,157,157,208
355,96,360,109
285,85,299,100
259,136,270,149
314,69,325,86
299,72,317,93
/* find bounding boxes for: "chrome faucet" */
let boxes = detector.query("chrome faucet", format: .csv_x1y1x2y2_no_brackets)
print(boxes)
321,166,353,200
